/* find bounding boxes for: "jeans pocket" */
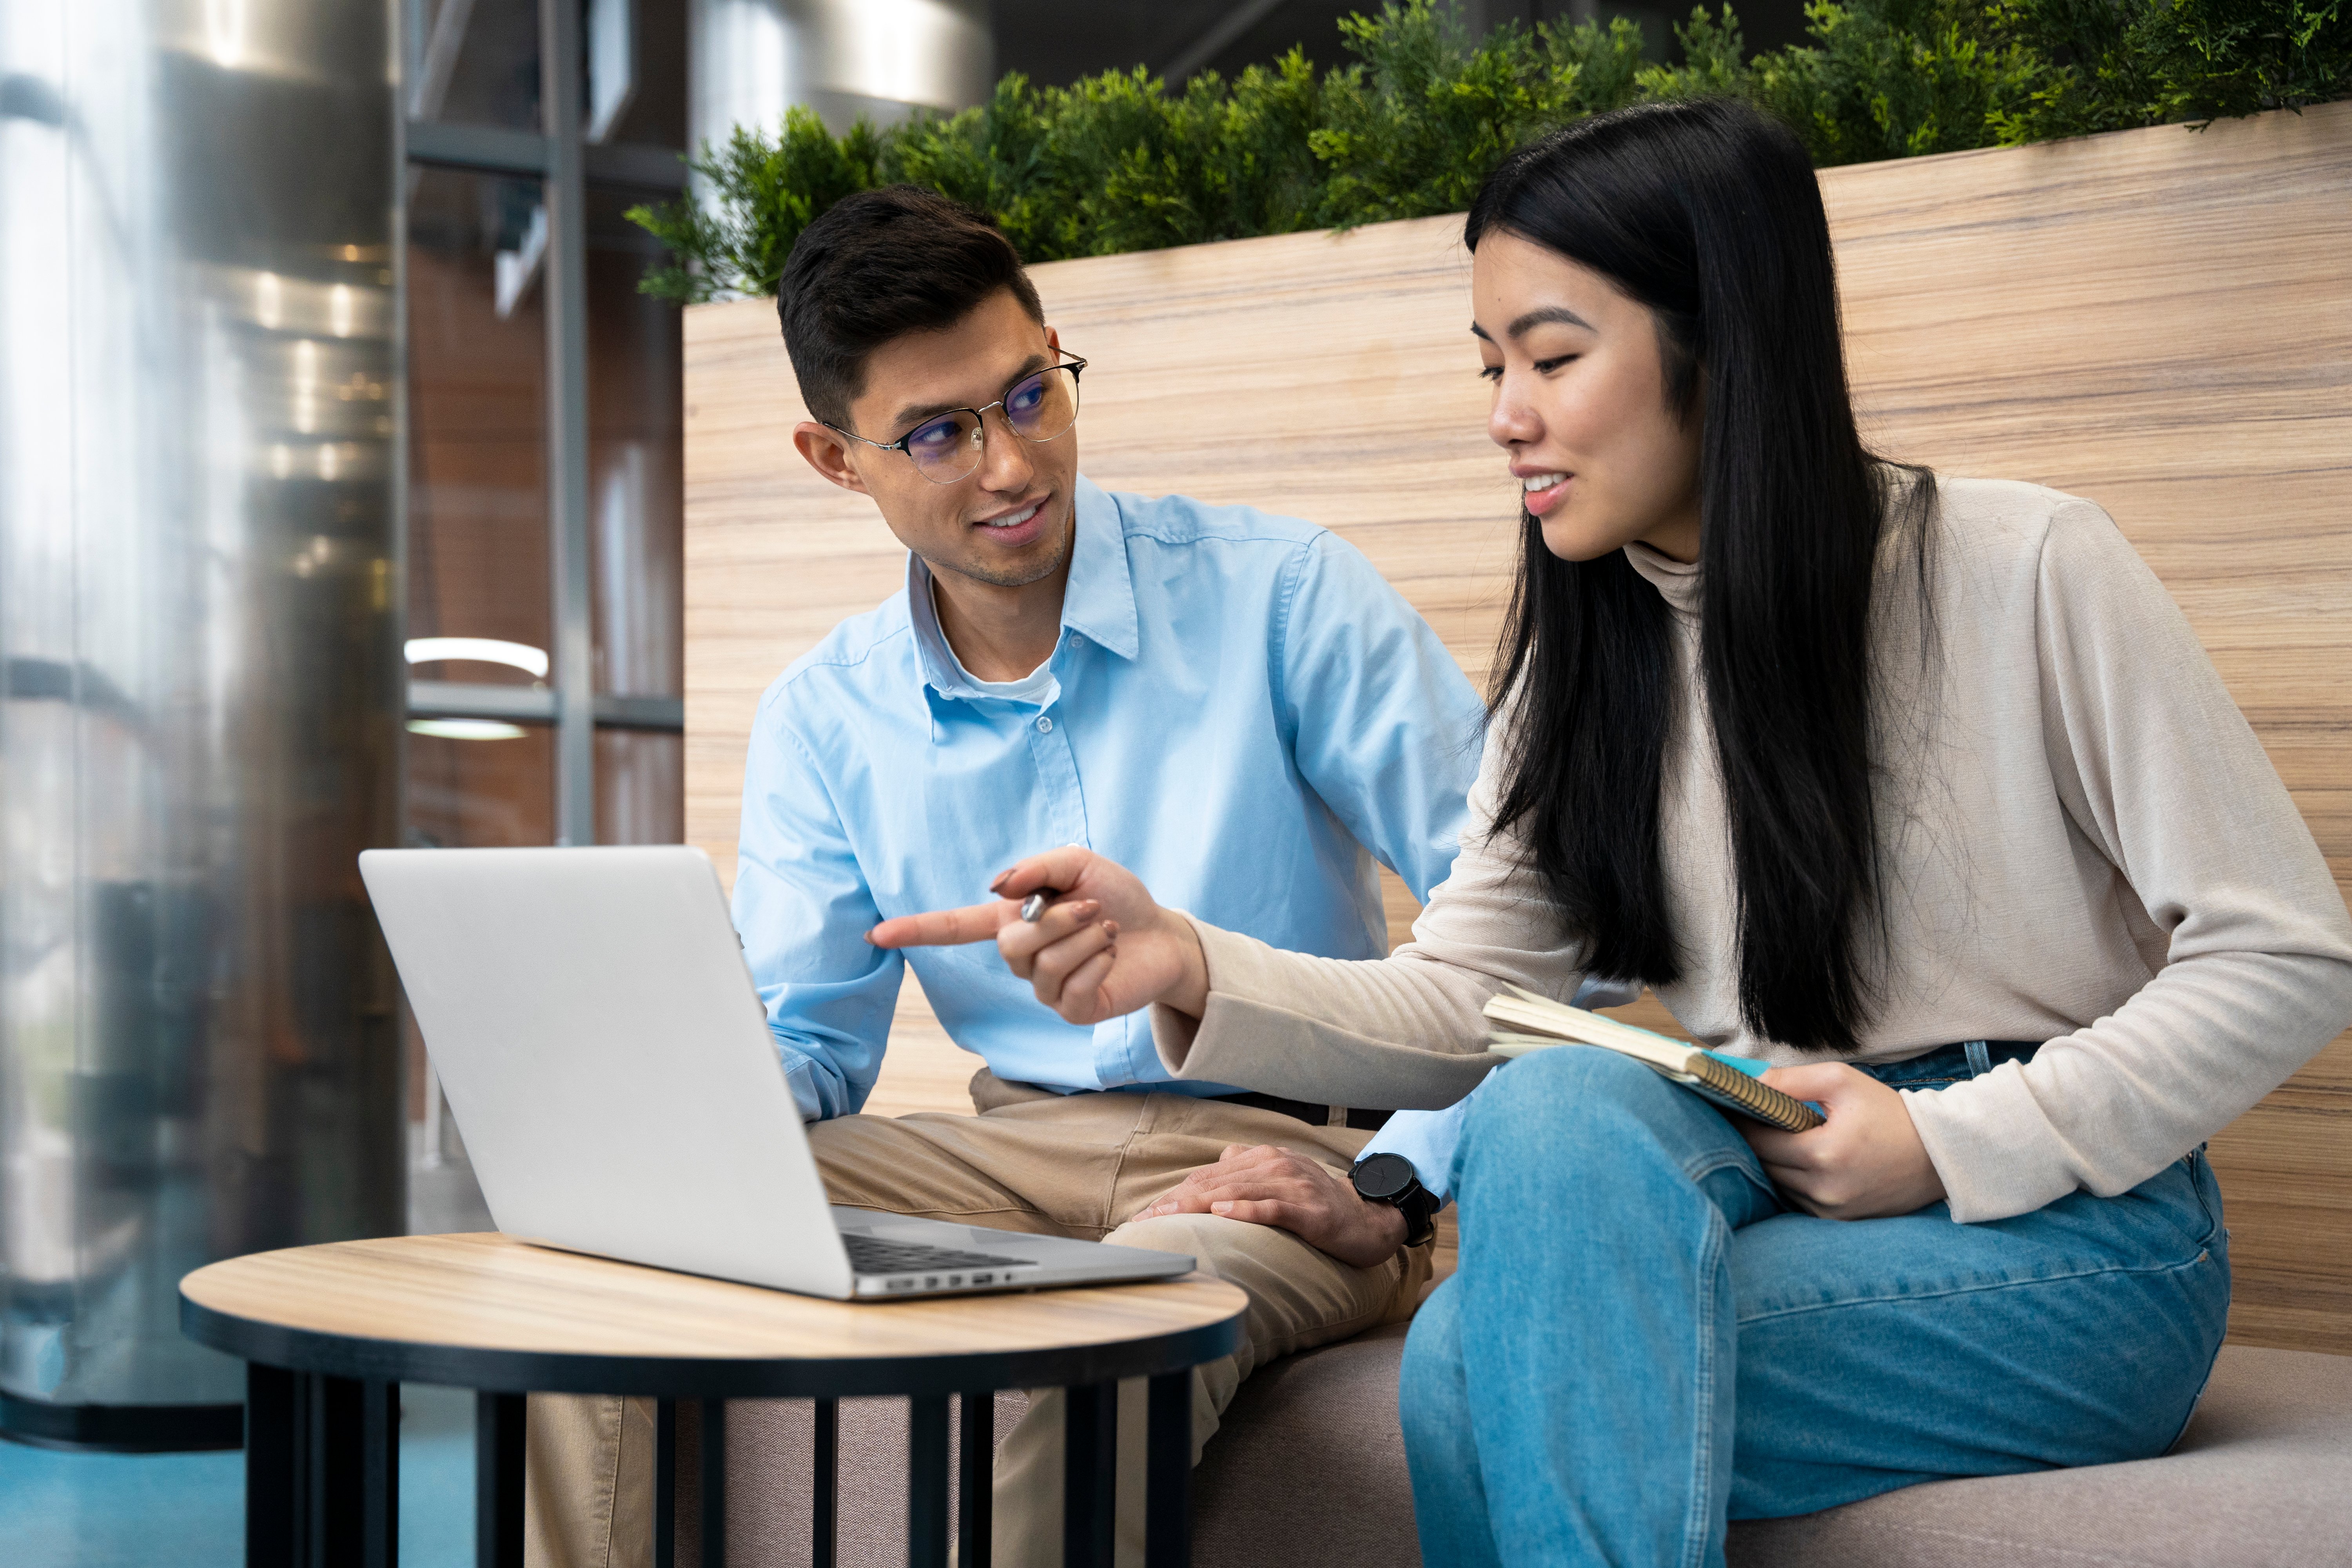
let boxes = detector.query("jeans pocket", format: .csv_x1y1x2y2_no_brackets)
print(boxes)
2182,1145,2225,1253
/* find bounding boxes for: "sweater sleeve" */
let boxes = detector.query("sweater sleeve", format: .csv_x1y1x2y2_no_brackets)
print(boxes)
1904,500,2352,1222
1147,720,1592,1109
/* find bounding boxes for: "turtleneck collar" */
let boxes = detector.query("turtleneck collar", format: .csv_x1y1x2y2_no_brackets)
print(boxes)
1623,540,1701,619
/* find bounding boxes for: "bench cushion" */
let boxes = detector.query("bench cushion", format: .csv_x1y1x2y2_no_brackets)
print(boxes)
1195,1330,2352,1568
696,1333,2352,1565
1727,1342,2352,1567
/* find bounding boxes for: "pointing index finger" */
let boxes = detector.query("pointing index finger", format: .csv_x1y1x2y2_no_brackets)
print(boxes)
867,901,1013,949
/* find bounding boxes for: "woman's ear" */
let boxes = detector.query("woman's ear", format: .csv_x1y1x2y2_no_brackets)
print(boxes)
792,421,871,496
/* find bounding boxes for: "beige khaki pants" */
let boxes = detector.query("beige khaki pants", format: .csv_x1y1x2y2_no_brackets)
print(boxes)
525,1072,1429,1567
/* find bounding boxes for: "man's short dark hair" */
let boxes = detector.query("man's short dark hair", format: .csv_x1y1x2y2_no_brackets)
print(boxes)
777,185,1044,430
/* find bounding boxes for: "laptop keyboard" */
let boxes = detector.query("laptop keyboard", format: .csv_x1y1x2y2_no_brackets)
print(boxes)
841,1233,1036,1279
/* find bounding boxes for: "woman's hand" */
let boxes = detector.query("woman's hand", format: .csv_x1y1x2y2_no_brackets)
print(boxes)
1741,1063,1947,1220
866,846,1209,1026
1138,1144,1410,1270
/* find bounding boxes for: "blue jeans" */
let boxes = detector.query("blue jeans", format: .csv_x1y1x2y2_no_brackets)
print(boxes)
1399,1042,2230,1568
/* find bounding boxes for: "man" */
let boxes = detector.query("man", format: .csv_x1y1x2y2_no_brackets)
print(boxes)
528,184,1490,1567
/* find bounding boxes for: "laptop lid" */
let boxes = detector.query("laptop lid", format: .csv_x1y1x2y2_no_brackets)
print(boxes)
359,845,855,1298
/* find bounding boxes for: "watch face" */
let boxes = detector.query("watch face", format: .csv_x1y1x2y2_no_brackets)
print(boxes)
1353,1151,1416,1202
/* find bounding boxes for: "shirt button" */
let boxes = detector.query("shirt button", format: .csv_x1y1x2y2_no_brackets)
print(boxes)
1036,715,1053,733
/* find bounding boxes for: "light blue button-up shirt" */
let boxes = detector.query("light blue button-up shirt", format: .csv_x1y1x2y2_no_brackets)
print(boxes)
733,475,1488,1120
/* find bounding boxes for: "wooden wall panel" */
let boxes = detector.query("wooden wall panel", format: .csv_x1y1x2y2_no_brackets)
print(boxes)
687,103,2352,1348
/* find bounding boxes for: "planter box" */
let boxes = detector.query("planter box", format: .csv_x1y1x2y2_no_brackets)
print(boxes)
684,101,2352,1352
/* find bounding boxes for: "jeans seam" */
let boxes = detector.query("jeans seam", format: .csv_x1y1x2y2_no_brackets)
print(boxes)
1679,1149,1771,1198
1681,1150,1749,1180
1682,1214,1726,1568
1735,1245,2216,1327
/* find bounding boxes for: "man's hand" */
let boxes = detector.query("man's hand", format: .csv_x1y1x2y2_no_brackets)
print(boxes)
866,846,1210,1025
1742,1063,1947,1220
1137,1144,1410,1270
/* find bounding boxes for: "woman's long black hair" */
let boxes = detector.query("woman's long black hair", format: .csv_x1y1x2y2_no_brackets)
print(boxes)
1471,98,1931,1055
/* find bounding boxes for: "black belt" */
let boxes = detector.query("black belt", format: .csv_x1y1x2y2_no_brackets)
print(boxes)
1211,1091,1392,1132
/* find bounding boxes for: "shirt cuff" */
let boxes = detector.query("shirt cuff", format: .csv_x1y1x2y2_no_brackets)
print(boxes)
1357,1098,1473,1207
1902,1066,2078,1223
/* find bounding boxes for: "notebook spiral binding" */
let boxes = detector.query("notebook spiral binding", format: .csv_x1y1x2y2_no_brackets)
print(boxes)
1690,1055,1824,1132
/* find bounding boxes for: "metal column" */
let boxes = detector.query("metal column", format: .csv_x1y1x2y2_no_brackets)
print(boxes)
0,0,405,1444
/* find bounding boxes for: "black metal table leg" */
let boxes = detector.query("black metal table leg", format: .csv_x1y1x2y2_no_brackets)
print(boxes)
363,1379,401,1568
654,1398,676,1568
312,1375,367,1566
958,1391,993,1568
701,1398,728,1568
907,1394,951,1568
1143,1372,1191,1568
812,1397,838,1568
476,1392,525,1568
1062,1382,1117,1568
247,1364,302,1568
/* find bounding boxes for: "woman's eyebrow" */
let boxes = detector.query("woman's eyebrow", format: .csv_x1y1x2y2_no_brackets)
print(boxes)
1469,306,1595,343
1505,305,1594,338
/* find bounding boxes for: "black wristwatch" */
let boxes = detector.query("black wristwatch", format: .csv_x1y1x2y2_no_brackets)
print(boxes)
1351,1151,1439,1249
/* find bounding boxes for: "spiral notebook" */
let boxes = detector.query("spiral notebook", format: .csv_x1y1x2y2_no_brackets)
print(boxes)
1482,987,1826,1133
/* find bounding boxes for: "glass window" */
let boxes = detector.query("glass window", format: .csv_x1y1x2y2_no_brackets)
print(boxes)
587,0,687,149
405,0,543,131
586,188,682,699
406,722,554,848
406,168,551,688
595,729,682,846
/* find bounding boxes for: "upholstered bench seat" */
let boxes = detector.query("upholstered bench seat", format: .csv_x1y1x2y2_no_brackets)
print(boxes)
683,1328,2352,1566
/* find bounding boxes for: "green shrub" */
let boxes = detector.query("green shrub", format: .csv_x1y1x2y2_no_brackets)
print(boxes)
631,111,881,301
1309,6,1651,223
628,0,2351,301
1743,1,2044,163
1990,0,2351,141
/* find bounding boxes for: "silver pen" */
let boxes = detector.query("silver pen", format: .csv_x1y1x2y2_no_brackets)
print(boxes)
1018,889,1058,923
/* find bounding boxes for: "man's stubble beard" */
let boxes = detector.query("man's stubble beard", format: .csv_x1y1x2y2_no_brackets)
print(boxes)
937,496,1076,590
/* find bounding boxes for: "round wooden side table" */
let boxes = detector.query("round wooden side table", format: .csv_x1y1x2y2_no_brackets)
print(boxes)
181,1231,1249,1568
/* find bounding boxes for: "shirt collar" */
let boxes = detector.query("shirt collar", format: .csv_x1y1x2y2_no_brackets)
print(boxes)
906,474,1139,700
1059,475,1140,661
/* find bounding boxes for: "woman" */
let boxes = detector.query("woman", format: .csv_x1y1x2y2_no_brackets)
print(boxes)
874,99,2352,1563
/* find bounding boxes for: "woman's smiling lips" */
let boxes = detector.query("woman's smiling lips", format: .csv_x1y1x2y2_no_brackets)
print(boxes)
1518,470,1572,516
971,494,1051,548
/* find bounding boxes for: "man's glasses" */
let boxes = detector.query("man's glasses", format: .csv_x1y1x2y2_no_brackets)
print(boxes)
828,358,1087,486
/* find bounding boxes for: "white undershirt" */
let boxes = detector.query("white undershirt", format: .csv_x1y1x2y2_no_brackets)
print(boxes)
932,579,1055,704
964,659,1055,704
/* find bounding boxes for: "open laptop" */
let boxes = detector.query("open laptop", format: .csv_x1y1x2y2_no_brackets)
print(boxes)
359,845,1193,1300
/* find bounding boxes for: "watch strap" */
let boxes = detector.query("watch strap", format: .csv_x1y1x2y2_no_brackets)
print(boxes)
1392,1186,1439,1249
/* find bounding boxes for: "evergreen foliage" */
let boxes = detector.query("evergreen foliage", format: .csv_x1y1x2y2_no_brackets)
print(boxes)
628,0,2352,301
1991,0,2351,139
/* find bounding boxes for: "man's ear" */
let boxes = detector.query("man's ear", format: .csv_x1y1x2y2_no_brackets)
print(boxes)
793,420,872,497
1045,322,1061,356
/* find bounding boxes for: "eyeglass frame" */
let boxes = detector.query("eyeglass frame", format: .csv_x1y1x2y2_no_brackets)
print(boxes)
821,356,1089,483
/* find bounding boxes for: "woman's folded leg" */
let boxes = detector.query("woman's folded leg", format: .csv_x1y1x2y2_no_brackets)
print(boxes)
1728,1147,2230,1520
1411,1045,1782,1566
1408,1047,2230,1566
1399,1275,1504,1568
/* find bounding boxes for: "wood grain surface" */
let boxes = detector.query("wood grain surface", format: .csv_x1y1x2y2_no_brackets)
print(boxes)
684,103,2352,1350
182,1232,1245,1363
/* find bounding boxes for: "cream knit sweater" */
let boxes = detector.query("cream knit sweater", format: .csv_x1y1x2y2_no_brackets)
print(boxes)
1150,477,2352,1222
